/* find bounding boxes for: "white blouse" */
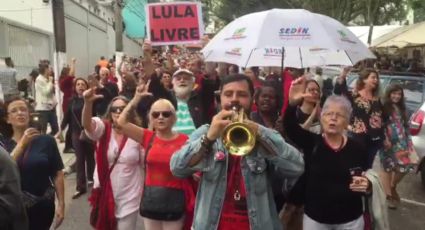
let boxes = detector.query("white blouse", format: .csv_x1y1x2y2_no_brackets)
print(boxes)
86,117,144,218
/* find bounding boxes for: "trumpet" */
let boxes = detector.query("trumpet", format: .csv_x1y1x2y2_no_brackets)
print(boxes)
222,106,256,156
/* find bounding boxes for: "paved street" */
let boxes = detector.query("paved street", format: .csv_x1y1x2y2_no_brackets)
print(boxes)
56,143,425,230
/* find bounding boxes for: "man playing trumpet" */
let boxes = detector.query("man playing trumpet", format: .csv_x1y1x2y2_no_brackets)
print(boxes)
171,74,304,230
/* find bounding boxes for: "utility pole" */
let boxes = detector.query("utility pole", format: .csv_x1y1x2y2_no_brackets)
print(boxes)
52,0,67,119
115,0,124,91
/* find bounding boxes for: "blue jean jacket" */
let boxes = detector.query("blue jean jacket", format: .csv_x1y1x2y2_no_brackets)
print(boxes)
171,124,304,230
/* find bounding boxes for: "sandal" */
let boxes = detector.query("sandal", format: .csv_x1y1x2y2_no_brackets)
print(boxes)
391,186,401,202
387,195,397,209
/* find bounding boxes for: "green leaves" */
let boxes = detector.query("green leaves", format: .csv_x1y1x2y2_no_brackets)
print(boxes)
210,0,412,26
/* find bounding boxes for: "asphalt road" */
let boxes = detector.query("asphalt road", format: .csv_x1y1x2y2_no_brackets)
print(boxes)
56,146,425,230
59,173,145,230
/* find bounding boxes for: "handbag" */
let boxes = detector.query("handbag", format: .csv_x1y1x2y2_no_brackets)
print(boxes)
18,144,56,208
21,184,55,208
139,134,186,221
70,100,93,144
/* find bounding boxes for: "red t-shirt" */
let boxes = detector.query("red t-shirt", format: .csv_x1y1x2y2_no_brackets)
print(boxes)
218,155,250,230
251,80,263,112
281,70,294,118
142,130,188,189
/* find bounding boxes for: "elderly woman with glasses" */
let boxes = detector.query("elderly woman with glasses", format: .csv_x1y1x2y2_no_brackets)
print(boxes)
82,86,143,229
284,77,371,230
117,82,195,230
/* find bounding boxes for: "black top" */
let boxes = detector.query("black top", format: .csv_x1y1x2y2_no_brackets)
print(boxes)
6,135,64,196
95,82,119,116
334,78,384,144
61,96,87,133
284,105,367,224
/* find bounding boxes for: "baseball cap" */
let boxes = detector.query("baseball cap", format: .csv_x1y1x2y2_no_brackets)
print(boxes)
172,69,194,78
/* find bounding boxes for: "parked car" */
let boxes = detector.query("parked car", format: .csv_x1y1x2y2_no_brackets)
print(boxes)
346,71,425,116
410,102,425,188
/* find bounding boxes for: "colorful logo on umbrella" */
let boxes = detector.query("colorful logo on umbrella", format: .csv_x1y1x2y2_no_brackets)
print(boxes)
337,30,357,44
225,28,247,40
264,48,283,57
225,48,242,56
279,27,311,40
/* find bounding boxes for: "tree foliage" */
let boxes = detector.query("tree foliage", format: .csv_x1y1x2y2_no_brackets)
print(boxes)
210,0,410,26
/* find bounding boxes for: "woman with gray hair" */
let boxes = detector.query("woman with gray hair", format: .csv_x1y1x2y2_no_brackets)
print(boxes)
284,77,370,229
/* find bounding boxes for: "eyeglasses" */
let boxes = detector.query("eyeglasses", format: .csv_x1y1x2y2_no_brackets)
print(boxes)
110,106,126,114
307,88,320,93
8,107,29,115
322,111,347,119
151,111,173,119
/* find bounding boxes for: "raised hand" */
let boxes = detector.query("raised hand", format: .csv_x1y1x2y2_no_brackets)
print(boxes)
83,87,103,103
132,80,152,104
19,128,40,148
206,110,234,141
288,76,311,105
143,40,153,56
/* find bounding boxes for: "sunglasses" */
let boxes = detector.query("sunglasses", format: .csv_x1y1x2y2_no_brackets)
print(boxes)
110,106,126,114
151,111,173,119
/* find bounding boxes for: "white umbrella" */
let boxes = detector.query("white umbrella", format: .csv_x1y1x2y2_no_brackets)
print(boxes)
201,9,375,68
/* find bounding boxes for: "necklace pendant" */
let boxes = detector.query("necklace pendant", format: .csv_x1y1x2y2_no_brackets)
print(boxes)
234,190,241,201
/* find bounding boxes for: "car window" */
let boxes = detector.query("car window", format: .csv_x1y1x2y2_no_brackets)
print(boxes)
388,78,424,105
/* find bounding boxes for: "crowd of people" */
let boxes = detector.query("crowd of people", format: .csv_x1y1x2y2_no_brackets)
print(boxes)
0,39,420,230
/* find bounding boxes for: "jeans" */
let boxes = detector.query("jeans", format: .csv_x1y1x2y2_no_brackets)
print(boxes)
37,110,59,135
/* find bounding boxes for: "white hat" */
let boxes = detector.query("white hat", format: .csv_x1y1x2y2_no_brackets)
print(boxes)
172,69,194,78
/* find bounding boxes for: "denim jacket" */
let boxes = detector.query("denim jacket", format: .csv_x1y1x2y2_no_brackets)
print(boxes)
171,124,304,230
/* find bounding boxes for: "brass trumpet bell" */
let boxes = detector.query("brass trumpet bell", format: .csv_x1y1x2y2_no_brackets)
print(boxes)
222,107,256,156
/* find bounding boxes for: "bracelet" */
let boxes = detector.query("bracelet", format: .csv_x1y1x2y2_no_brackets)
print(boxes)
200,134,213,149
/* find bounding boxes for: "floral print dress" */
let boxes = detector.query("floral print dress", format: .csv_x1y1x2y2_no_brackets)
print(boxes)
348,93,384,143
379,110,418,173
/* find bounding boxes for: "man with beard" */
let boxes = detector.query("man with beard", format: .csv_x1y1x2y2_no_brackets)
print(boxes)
171,74,304,230
171,69,217,135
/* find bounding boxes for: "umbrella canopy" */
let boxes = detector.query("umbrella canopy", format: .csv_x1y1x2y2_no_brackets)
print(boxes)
201,9,375,68
372,21,425,48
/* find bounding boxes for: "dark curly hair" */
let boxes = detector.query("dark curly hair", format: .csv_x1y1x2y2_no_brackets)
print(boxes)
382,84,408,128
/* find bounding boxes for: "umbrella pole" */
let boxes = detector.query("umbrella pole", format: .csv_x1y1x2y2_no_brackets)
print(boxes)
281,47,285,76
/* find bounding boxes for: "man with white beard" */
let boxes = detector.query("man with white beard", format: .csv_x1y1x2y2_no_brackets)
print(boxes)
171,69,217,135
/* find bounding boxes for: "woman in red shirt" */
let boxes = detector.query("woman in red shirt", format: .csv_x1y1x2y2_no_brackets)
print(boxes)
59,58,76,153
118,83,195,230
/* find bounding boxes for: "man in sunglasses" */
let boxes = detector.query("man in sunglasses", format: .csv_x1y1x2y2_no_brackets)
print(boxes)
171,74,304,230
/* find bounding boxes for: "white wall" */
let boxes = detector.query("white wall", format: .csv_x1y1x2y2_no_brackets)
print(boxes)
0,0,53,33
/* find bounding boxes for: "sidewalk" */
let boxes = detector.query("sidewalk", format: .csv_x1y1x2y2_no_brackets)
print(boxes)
56,140,76,168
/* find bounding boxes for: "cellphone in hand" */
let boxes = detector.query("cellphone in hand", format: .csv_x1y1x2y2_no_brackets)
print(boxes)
349,167,363,177
30,113,43,132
